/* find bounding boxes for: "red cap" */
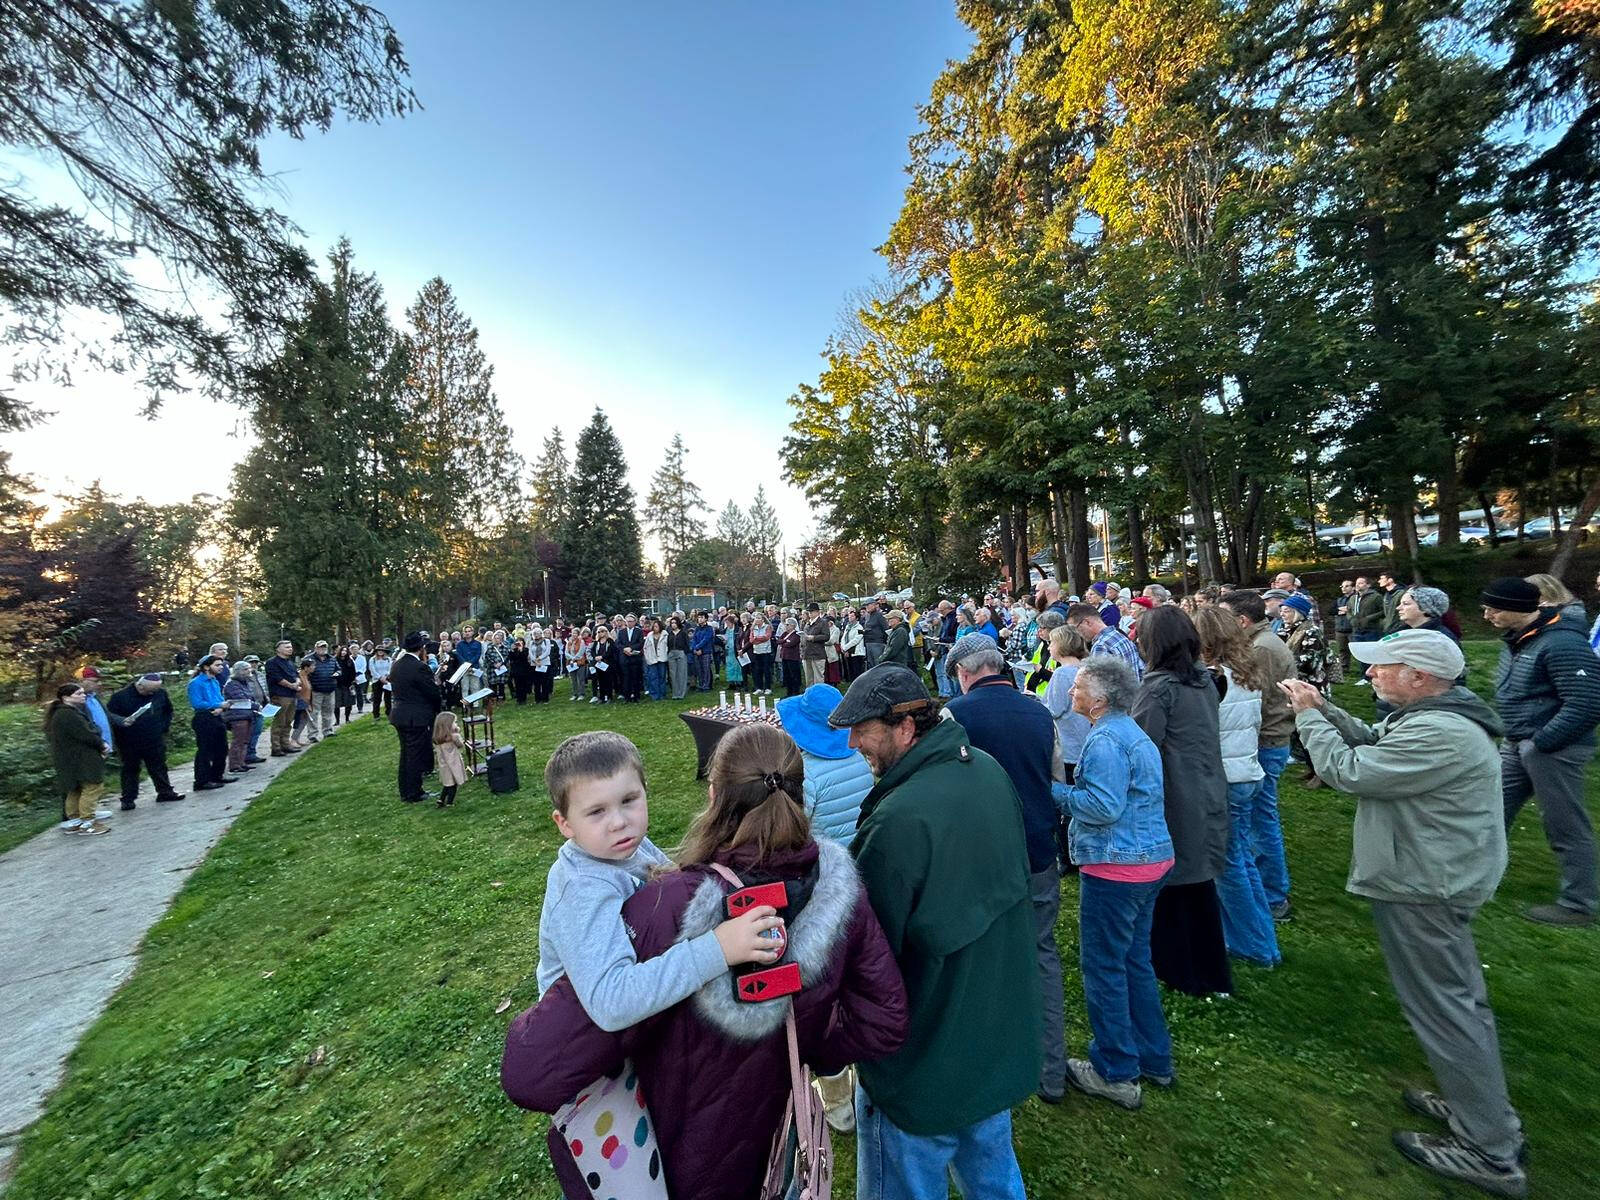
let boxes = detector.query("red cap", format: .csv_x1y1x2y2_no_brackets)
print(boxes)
79,666,101,679
1130,596,1156,610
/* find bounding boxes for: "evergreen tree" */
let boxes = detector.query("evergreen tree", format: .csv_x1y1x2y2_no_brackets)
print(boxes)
715,500,749,548
232,242,430,637
0,0,413,414
404,276,522,621
560,409,643,614
529,429,570,536
746,486,783,564
644,433,707,577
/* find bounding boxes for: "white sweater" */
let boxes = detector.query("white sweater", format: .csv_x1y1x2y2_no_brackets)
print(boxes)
1215,664,1265,784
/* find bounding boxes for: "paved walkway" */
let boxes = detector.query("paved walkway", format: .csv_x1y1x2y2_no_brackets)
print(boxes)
0,721,358,1184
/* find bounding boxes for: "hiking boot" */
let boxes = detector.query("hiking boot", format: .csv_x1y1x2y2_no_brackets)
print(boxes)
1403,1090,1528,1163
1143,1072,1175,1089
120,800,136,811
1066,1058,1142,1110
1393,1131,1527,1198
1521,904,1594,927
1270,900,1293,922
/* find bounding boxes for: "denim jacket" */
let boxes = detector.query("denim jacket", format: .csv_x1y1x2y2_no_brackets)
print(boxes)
1051,711,1172,866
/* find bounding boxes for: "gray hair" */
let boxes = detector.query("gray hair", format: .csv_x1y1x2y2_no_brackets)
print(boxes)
1408,586,1450,618
1036,610,1066,633
1075,655,1139,713
1142,584,1171,604
230,661,253,680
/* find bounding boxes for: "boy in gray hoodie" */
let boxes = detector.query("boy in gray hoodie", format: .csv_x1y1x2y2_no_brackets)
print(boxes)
537,731,782,1032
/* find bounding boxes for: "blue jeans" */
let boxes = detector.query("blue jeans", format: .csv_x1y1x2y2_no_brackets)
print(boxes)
250,712,264,757
1078,871,1173,1083
855,1085,1024,1200
934,652,953,698
644,662,666,700
1251,745,1293,907
1216,780,1281,964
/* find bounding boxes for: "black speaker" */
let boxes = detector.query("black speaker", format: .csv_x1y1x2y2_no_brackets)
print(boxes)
486,745,519,793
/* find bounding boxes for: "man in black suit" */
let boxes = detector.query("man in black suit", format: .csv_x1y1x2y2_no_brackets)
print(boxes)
616,613,644,702
389,631,443,803
105,673,184,809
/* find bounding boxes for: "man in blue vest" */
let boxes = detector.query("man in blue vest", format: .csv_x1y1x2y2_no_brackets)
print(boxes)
943,632,1067,1104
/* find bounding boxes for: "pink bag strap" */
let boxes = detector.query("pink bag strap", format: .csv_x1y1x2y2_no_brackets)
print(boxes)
707,861,742,889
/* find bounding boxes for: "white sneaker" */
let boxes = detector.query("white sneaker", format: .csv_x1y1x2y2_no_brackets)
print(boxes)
824,1099,856,1134
60,818,83,831
94,808,113,820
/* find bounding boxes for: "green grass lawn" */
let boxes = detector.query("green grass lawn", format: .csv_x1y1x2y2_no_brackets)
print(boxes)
6,655,1598,1198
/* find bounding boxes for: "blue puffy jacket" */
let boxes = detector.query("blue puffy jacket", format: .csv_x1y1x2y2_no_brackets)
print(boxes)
309,653,340,694
799,748,874,843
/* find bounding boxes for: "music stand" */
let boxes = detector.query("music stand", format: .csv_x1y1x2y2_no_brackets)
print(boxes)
461,685,497,780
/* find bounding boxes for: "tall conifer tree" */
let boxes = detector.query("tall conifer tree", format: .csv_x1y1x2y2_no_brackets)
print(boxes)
560,409,643,614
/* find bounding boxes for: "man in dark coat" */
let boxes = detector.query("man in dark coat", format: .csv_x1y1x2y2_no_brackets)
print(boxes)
390,631,443,803
1482,575,1600,925
615,614,644,702
105,673,184,809
944,633,1067,1104
830,665,1038,1198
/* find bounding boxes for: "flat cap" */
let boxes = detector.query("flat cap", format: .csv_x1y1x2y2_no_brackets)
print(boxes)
945,632,1001,673
828,665,934,728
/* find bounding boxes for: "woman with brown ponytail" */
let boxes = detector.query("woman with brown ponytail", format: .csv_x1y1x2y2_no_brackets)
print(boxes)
503,723,908,1200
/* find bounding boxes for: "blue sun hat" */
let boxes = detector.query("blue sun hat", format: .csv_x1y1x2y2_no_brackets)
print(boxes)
777,683,852,759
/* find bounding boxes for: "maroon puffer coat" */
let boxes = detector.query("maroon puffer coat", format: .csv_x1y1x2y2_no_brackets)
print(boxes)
502,838,908,1199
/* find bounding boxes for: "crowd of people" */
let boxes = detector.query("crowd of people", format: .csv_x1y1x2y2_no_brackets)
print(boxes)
36,563,1600,1198
494,566,1600,1200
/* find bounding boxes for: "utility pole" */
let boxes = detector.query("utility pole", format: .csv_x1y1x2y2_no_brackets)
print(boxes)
233,593,242,651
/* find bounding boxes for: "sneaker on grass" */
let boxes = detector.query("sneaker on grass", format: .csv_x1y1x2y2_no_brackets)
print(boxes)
1392,1131,1526,1198
1065,1058,1142,1110
1403,1089,1528,1163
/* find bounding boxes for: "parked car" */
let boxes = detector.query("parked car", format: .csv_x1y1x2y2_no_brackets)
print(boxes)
1348,532,1388,555
1417,525,1491,548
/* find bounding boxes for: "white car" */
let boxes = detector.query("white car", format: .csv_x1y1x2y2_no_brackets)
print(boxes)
1347,533,1387,555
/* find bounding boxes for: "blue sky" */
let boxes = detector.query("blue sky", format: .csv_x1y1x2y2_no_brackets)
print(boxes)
11,1,972,553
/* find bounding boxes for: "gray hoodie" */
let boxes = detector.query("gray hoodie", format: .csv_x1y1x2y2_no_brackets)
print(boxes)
535,837,727,1032
1296,687,1507,907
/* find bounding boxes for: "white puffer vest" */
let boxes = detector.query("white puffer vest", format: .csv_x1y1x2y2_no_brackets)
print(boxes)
1215,664,1265,784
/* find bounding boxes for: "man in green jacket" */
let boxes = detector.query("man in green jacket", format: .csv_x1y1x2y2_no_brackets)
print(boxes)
879,609,917,671
1283,629,1525,1199
830,665,1038,1199
1348,574,1386,645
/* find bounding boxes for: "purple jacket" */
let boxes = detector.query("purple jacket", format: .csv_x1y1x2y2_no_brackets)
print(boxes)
502,838,907,1200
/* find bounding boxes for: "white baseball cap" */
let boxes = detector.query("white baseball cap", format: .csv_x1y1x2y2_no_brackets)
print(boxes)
1350,629,1464,681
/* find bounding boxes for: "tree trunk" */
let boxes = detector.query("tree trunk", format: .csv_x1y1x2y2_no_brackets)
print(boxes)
1478,491,1499,543
1436,451,1462,548
1050,487,1070,588
997,510,1015,592
1068,486,1092,597
1125,503,1148,585
1550,474,1600,578
1013,502,1031,593
1388,498,1420,582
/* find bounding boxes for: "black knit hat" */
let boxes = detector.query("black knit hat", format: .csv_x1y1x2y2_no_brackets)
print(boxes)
1479,577,1541,613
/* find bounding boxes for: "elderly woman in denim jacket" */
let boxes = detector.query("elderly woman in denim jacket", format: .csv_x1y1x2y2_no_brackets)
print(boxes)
1051,655,1176,1112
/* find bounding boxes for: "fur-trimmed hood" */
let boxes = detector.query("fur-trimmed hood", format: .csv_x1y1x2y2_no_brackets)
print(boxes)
675,838,859,1041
